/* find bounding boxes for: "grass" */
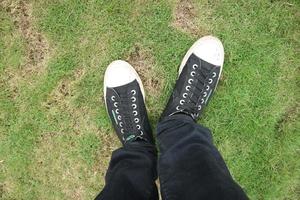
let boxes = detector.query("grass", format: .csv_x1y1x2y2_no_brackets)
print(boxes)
0,0,299,199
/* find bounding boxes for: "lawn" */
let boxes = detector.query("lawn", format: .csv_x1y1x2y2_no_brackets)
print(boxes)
0,0,299,199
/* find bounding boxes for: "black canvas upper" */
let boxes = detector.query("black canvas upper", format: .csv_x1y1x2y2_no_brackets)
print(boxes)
160,53,221,121
105,80,154,145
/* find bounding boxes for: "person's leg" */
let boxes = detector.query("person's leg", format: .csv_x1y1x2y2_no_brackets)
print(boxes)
96,143,158,200
96,60,158,200
158,36,248,199
157,115,247,200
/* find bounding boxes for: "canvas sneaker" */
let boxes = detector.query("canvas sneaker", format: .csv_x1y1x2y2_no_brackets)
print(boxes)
104,60,154,145
160,36,224,121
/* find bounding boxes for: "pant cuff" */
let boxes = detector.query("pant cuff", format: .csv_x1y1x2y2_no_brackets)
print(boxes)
160,113,195,124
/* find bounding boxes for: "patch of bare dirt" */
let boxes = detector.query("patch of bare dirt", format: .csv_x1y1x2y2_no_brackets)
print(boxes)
275,103,300,136
1,0,52,99
1,0,50,70
0,184,3,198
38,132,59,144
95,130,119,176
33,133,84,199
45,68,85,109
42,68,98,135
33,111,115,199
172,0,208,36
0,181,14,199
43,67,123,193
126,45,163,96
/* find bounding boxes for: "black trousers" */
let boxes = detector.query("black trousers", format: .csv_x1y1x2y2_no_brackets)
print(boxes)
96,115,248,200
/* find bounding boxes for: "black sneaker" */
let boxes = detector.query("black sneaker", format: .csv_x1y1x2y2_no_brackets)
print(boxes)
104,60,154,145
160,36,224,121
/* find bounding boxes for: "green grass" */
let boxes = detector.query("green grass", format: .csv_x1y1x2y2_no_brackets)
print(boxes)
0,0,299,199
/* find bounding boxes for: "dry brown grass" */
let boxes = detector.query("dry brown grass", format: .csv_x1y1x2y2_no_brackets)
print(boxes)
39,66,120,198
1,0,50,69
0,0,52,99
126,45,164,97
33,132,87,199
171,0,209,37
43,67,101,135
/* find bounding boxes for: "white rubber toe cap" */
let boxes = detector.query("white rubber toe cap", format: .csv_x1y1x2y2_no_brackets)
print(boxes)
104,60,144,98
179,36,224,74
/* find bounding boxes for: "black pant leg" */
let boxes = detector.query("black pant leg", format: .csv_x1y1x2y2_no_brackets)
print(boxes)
157,114,248,200
96,143,159,200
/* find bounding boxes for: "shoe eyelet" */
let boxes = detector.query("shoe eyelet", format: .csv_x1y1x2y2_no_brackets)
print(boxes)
115,109,119,114
183,93,188,98
188,79,193,84
111,96,116,101
131,96,136,102
122,136,125,141
180,100,185,105
176,106,180,110
212,72,217,78
203,92,207,97
114,102,118,107
136,125,141,129
121,129,124,134
201,98,204,104
190,71,196,77
198,105,202,110
133,110,138,116
140,131,144,136
131,90,136,95
206,85,210,91
117,115,122,120
186,86,191,91
208,78,213,84
132,104,137,109
193,64,198,69
119,122,123,127
134,118,139,123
